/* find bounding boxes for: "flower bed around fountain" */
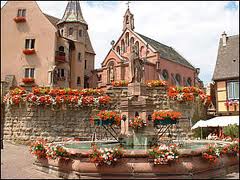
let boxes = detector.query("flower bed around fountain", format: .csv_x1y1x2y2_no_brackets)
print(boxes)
32,139,239,179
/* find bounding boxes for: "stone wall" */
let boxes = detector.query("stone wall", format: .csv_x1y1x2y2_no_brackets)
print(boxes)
3,86,207,144
3,105,120,145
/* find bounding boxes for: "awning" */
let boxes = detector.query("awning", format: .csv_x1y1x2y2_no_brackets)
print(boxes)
191,116,239,129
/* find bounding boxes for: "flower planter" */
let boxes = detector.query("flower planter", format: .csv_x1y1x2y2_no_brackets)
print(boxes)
23,49,35,55
154,118,177,125
94,118,114,126
13,16,26,23
22,78,35,84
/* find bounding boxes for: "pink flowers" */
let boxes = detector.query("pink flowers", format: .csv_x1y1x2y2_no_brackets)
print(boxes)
224,100,239,107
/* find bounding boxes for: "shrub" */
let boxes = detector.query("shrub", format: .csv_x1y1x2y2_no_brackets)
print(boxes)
223,124,239,139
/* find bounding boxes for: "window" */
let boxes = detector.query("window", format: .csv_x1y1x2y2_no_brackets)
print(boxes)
186,77,192,86
17,9,26,17
162,69,169,80
125,32,129,46
107,61,114,84
59,46,64,52
77,77,81,85
175,74,181,86
156,61,160,70
135,41,139,54
78,52,81,62
227,81,239,100
25,39,35,49
98,74,102,82
130,37,134,47
25,68,34,78
126,15,129,24
79,30,82,37
69,27,73,36
61,29,64,36
116,46,120,54
84,60,87,69
121,39,125,53
57,68,65,77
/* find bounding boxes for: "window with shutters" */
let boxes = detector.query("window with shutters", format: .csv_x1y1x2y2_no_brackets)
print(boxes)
227,81,239,100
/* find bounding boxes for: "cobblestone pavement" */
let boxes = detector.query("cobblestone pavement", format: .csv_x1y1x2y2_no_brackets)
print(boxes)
1,141,60,179
1,141,239,179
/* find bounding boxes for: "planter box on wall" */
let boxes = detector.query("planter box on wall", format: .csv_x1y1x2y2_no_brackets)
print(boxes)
13,16,26,23
23,49,35,55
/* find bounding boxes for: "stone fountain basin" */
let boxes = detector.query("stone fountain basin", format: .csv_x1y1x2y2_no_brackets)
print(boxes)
33,140,239,179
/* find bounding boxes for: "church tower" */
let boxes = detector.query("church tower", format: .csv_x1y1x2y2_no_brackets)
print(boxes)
123,6,134,31
57,1,95,88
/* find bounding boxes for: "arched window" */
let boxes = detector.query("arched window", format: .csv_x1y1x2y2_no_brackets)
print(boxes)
121,39,125,53
107,61,115,84
175,74,181,86
187,77,192,86
126,15,129,24
162,69,169,80
77,77,81,85
68,27,73,36
135,41,139,54
116,46,120,54
125,32,129,47
59,46,64,52
130,37,134,47
61,29,64,36
140,46,144,57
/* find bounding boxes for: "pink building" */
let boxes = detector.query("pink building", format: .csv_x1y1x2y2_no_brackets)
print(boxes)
1,1,95,89
95,7,203,90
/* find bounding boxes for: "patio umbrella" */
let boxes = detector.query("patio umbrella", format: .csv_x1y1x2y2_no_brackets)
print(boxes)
191,120,207,139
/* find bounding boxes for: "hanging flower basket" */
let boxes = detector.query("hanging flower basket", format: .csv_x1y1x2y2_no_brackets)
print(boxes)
13,16,26,23
94,118,115,126
23,49,35,55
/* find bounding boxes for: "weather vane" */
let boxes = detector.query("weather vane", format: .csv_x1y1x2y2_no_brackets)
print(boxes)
126,1,131,9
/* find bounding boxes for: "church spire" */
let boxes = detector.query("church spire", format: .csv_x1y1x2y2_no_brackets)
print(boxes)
123,2,134,31
57,1,87,25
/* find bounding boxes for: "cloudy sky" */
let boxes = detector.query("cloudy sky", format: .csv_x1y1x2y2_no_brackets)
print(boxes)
1,1,239,85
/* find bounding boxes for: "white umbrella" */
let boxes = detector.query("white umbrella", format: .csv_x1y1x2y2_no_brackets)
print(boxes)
206,116,239,127
191,120,207,139
191,120,207,130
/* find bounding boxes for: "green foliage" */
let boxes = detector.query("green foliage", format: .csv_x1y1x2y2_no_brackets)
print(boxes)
223,124,239,139
192,127,209,139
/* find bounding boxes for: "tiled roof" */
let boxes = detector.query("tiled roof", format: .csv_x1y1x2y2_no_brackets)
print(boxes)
137,33,195,70
43,13,60,28
57,1,87,25
212,35,239,80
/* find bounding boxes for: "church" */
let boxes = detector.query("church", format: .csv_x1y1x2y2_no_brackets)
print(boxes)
95,6,203,89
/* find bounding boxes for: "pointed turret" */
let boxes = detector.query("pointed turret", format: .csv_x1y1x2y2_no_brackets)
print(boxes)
57,1,87,25
123,6,134,31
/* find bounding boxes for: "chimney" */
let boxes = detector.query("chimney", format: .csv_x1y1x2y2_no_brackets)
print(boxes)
222,31,227,47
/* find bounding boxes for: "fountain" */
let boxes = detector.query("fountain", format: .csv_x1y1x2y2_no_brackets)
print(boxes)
32,47,239,179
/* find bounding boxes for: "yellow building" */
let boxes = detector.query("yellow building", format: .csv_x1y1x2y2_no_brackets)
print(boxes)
212,32,239,116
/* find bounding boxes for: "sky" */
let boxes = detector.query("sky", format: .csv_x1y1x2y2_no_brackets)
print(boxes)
1,1,239,85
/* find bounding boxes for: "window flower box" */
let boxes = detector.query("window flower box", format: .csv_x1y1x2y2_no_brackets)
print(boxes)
23,49,35,55
152,111,181,125
13,16,26,23
22,77,35,84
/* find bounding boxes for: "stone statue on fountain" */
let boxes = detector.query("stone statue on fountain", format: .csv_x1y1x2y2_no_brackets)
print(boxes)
128,44,147,96
129,45,144,83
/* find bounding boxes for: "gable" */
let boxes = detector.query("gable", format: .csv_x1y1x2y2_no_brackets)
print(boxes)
101,49,124,67
212,35,239,80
